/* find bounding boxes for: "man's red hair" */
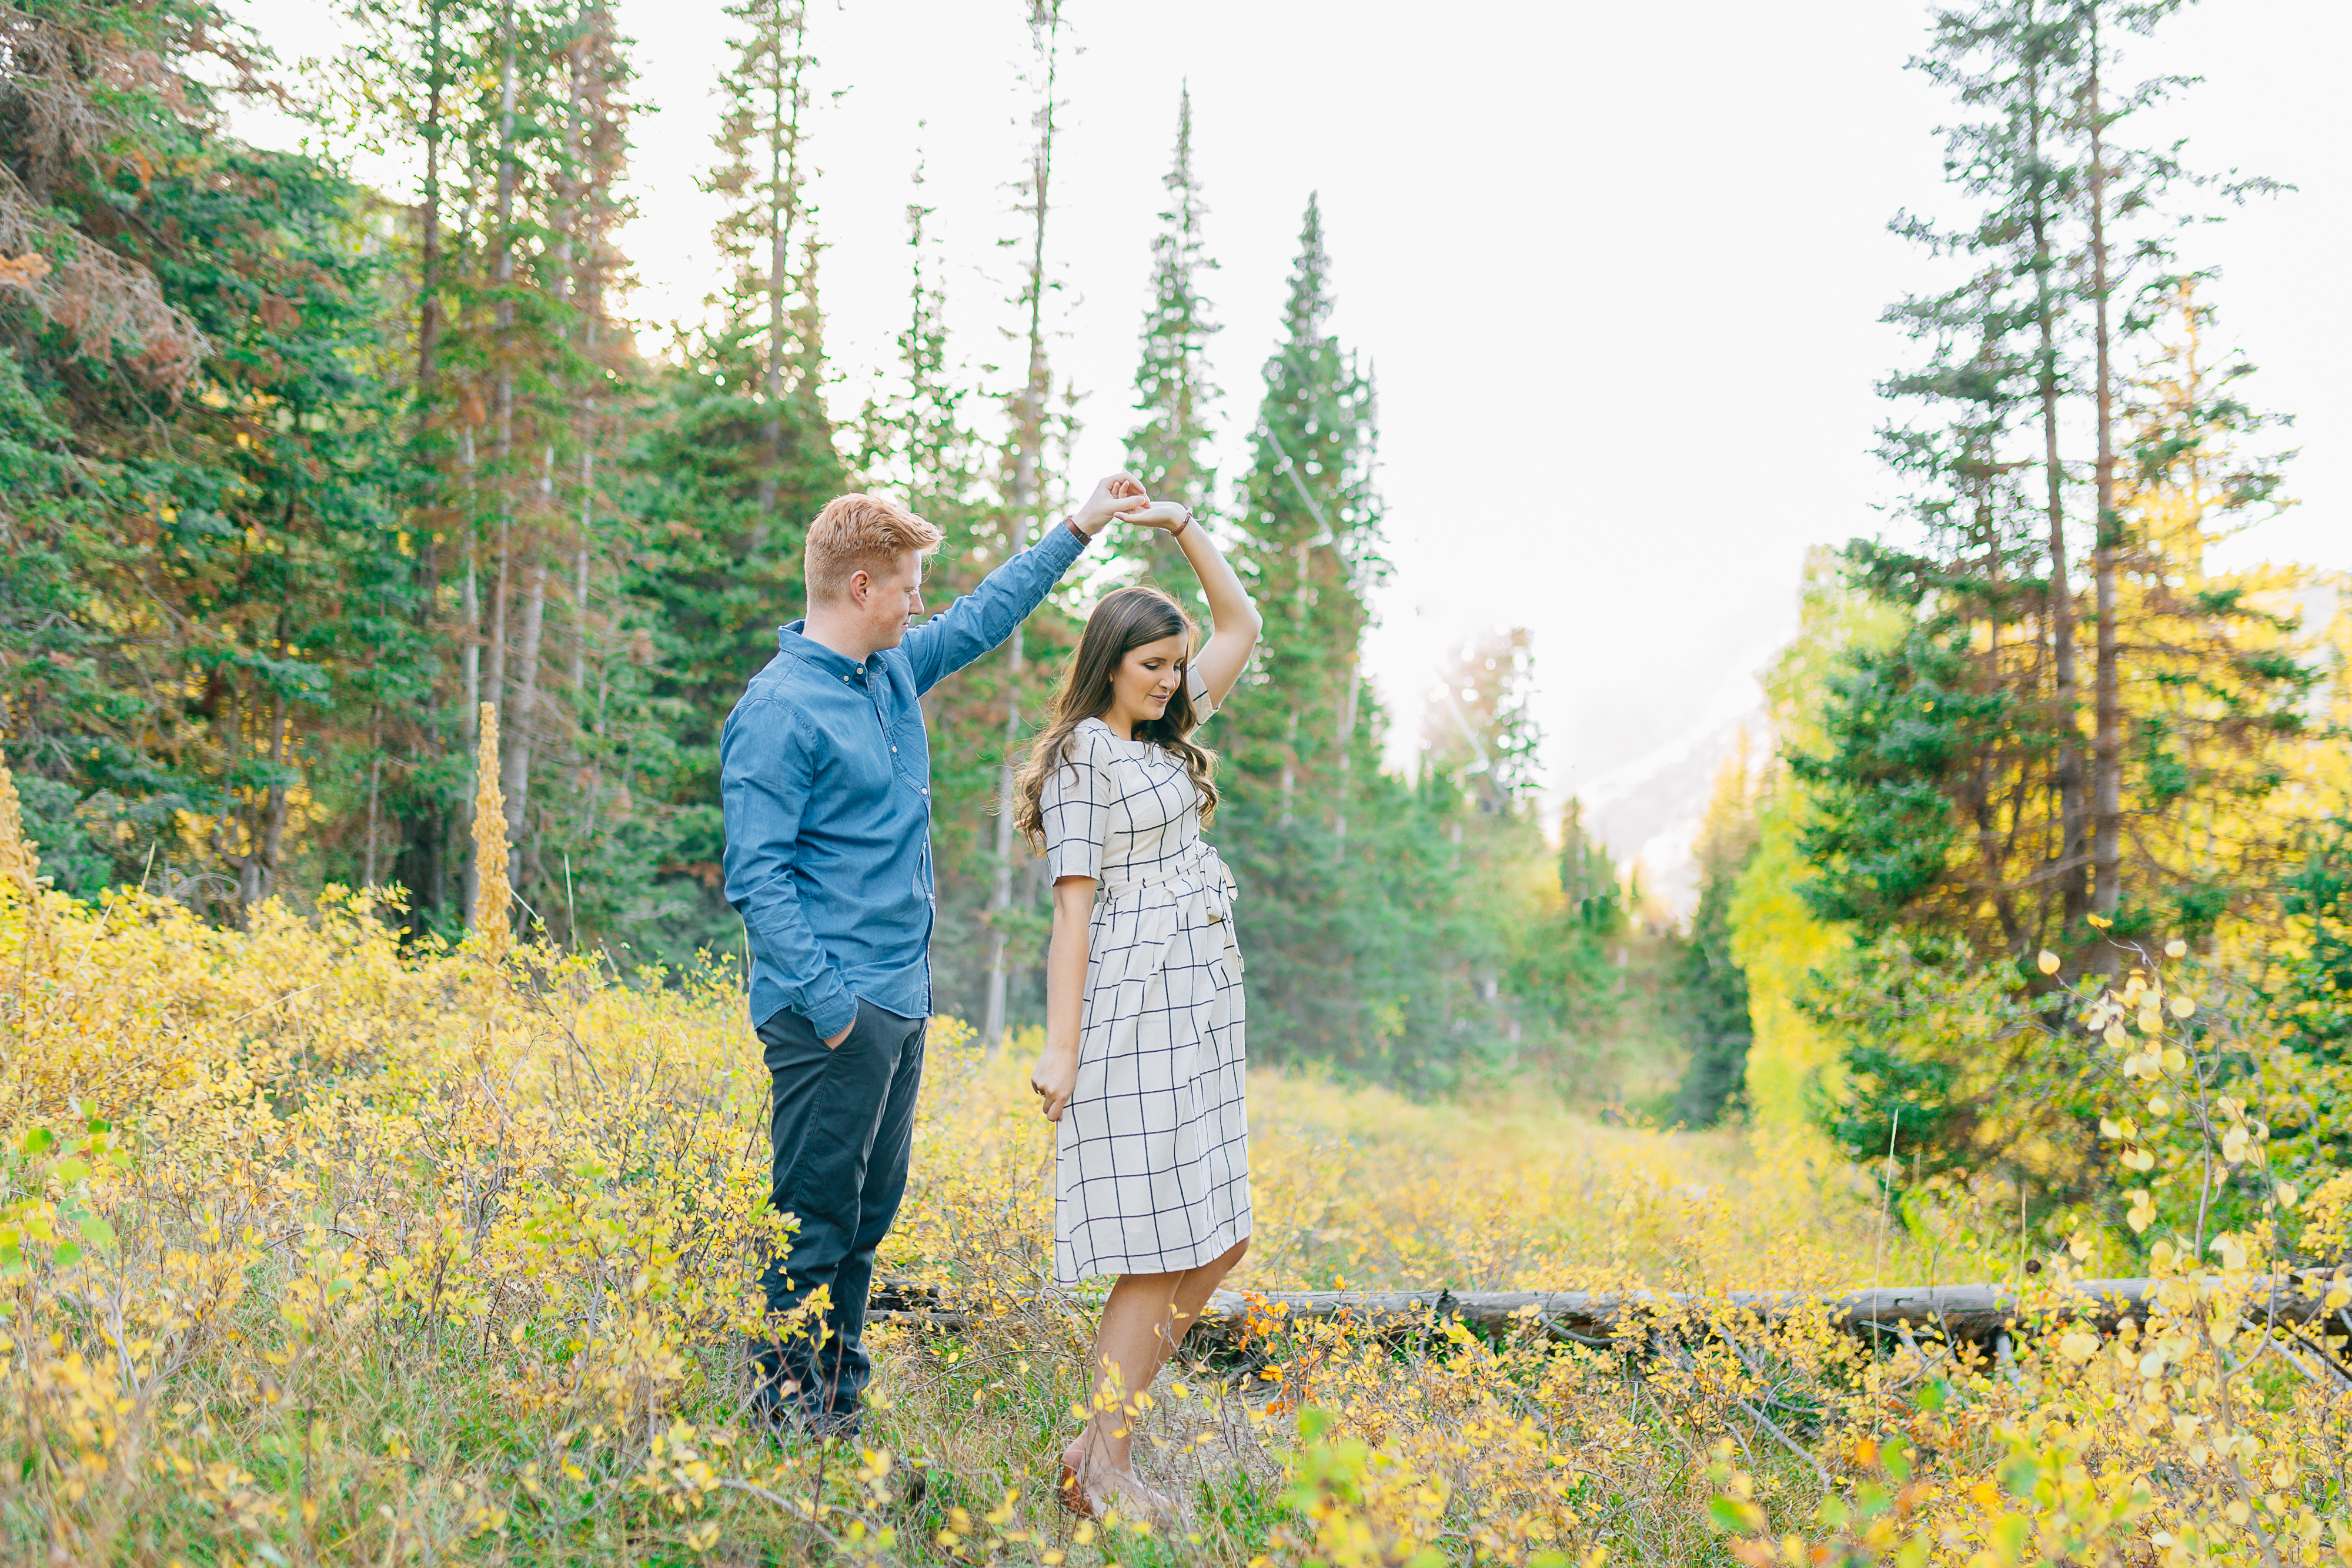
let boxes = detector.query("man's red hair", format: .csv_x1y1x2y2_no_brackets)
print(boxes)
804,493,944,604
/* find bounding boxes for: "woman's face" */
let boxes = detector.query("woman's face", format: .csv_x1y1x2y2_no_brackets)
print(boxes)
1106,633,1189,731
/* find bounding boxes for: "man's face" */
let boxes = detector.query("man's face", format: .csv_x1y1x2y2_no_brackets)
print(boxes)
853,549,927,651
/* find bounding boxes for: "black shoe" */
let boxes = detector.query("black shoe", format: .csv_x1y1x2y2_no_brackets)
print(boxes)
750,1389,863,1442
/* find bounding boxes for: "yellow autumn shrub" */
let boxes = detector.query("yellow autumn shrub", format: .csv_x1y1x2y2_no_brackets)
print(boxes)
3,870,2348,1566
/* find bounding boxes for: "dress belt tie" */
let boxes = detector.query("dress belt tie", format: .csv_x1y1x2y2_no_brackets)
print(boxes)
1098,840,1238,920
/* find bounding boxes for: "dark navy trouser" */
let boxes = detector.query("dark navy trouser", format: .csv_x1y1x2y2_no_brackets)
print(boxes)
753,997,927,1417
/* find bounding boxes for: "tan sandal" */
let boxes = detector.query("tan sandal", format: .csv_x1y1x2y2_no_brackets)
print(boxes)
1056,1460,1097,1519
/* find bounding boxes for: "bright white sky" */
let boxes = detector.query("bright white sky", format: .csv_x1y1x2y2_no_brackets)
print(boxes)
238,0,2351,895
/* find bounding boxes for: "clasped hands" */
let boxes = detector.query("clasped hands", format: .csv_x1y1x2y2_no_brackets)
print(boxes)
1074,472,1190,536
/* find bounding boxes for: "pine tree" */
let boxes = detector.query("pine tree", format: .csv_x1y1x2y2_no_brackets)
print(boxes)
1419,628,1540,815
1791,0,2304,1182
979,0,1071,1045
1672,738,1763,1128
851,154,1027,1022
620,0,843,966
1215,195,1394,1064
1115,85,1219,618
1,1,428,918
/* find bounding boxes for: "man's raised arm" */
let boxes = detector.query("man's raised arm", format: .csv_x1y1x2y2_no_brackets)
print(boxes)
902,473,1148,695
720,699,857,1041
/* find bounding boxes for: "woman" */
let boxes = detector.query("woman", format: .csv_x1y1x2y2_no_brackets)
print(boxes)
1017,497,1262,1520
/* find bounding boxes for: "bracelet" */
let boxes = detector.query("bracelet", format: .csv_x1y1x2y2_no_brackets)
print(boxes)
1168,508,1192,540
1063,515,1090,545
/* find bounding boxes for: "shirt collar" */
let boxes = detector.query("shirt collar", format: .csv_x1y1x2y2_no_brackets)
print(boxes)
779,620,871,683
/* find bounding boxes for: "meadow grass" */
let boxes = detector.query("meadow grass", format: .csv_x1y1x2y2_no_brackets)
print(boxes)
4,881,2350,1565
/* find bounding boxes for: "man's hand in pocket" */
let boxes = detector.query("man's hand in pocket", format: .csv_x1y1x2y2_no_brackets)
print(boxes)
824,1018,854,1049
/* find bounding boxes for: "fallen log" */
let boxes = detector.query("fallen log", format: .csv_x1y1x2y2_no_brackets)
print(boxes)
869,1271,2352,1355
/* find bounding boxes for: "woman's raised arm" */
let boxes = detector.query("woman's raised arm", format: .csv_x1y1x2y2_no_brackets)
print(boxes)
1127,502,1261,710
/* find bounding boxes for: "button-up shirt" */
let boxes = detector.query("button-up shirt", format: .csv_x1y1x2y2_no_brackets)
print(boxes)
720,525,1090,1038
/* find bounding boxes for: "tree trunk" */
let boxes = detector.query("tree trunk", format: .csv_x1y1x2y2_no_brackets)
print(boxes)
487,517,512,706
1334,658,1358,850
2085,22,2124,940
753,18,804,536
983,3,1063,1047
415,0,445,425
491,6,519,497
867,1273,2352,1358
503,555,548,897
2027,61,2083,936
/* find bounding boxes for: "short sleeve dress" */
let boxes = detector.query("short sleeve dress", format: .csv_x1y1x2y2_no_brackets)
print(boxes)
1039,667,1251,1284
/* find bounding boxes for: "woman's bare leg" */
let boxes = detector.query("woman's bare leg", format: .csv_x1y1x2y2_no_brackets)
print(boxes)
1068,1272,1181,1476
1148,1236,1249,1391
1063,1239,1251,1502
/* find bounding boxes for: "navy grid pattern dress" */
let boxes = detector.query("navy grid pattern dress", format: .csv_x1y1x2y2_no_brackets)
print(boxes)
1041,671,1251,1283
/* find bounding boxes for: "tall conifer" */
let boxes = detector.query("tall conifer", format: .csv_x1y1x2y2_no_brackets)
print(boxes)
980,0,1070,1045
1117,86,1219,617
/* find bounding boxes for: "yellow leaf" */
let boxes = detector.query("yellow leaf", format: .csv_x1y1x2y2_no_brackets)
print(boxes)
2167,995,2195,1018
2037,950,2060,975
2164,939,2188,958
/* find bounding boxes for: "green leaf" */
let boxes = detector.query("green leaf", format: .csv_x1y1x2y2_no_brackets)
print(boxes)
24,1129,54,1156
1709,1496,1765,1533
77,1214,117,1252
54,1242,83,1268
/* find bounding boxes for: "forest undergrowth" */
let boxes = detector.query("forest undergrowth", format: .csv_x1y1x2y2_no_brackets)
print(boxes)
4,874,2351,1567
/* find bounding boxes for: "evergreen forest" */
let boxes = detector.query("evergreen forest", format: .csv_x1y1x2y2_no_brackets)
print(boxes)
2,0,2346,1149
1,0,1646,1099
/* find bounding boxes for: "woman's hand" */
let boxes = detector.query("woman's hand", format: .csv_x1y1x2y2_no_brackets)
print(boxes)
1031,1040,1080,1122
1121,500,1191,532
1073,473,1151,534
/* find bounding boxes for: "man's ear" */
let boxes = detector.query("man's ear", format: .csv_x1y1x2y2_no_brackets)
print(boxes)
846,568,872,607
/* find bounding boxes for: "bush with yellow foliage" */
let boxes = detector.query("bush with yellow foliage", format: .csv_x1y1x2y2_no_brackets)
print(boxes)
2,754,2349,1565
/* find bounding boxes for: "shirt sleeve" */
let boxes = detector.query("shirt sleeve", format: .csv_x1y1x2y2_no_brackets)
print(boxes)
719,697,858,1039
901,523,1088,696
1041,728,1113,883
1185,646,1218,722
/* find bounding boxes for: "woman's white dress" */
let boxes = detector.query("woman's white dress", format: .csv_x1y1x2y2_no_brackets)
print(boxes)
1041,681,1251,1285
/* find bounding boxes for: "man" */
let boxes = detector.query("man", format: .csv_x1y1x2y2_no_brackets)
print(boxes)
720,474,1149,1436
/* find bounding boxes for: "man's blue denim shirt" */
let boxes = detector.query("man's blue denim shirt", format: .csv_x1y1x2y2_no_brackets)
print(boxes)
720,526,1090,1038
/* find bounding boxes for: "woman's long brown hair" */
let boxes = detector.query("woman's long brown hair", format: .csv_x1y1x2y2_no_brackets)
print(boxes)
1014,586,1220,848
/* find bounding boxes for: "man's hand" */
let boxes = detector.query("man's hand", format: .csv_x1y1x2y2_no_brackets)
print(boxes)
825,1017,854,1049
1073,472,1151,535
